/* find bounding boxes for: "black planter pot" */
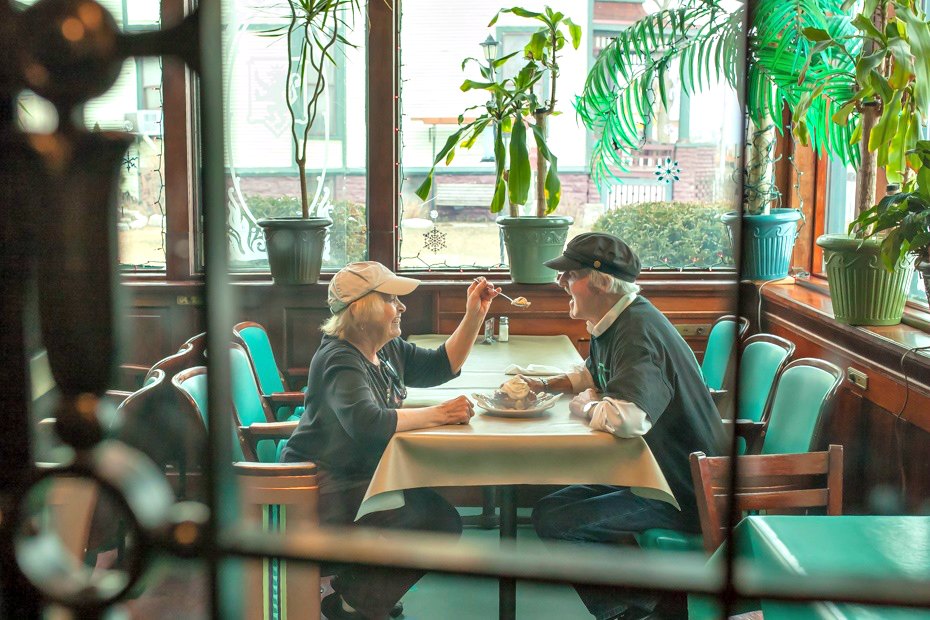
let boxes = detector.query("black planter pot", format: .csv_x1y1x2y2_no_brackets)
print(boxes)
257,217,331,285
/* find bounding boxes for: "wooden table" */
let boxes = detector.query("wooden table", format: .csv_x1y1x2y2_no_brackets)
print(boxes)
358,335,675,620
690,515,930,619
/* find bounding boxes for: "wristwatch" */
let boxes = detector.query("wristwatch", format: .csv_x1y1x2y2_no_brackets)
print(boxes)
540,377,550,392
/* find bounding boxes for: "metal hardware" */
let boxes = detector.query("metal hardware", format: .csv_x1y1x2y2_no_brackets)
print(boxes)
482,317,496,344
675,323,713,337
847,367,869,390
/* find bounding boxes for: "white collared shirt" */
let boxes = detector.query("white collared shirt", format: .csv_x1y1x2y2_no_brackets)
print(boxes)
565,292,653,438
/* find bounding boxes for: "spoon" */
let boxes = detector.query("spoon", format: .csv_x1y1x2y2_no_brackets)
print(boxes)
474,279,532,308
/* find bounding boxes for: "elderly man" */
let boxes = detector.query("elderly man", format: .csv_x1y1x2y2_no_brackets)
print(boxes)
526,233,726,620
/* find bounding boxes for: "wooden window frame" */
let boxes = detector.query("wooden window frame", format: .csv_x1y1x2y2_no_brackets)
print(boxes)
142,0,739,285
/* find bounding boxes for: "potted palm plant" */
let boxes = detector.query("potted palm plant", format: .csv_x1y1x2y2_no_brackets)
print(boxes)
414,6,581,283
574,0,858,281
258,0,359,285
803,0,929,324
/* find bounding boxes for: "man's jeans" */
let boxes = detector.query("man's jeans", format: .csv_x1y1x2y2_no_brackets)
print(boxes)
533,485,698,620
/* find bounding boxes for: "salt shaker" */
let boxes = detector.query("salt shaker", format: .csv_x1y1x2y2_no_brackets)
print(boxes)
498,316,510,342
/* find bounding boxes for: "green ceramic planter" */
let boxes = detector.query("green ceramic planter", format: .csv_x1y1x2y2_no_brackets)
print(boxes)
817,234,915,326
721,209,801,281
496,216,574,284
257,217,331,285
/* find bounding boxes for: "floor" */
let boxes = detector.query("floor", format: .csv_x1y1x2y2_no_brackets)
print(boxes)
87,509,593,619
390,521,592,620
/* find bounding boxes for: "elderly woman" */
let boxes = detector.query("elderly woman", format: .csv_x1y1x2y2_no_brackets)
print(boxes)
280,261,498,620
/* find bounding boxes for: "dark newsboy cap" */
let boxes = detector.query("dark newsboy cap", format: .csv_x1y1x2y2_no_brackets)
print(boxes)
544,232,641,282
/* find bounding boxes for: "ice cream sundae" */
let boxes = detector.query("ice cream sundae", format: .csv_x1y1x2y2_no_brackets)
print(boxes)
492,376,540,410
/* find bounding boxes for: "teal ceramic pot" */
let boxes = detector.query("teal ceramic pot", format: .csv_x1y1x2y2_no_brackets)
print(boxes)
257,217,331,285
817,234,915,326
496,216,574,284
721,208,801,281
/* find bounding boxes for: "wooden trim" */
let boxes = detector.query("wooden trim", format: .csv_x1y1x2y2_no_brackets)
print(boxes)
811,154,829,274
162,0,197,280
367,0,398,268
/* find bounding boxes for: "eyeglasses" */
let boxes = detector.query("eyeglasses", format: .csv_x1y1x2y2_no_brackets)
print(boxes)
378,354,407,404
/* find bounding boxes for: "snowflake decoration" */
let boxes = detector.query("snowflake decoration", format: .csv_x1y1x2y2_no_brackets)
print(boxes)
423,226,447,253
654,157,681,184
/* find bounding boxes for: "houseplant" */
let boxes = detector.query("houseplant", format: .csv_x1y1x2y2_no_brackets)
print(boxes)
801,0,930,324
845,141,930,310
574,0,858,281
413,6,581,283
258,0,359,285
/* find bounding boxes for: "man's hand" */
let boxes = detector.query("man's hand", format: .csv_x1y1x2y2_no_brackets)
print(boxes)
465,277,500,318
569,388,600,418
517,374,545,393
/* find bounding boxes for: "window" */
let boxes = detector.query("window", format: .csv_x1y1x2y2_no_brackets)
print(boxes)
398,0,738,272
220,0,368,272
16,0,166,270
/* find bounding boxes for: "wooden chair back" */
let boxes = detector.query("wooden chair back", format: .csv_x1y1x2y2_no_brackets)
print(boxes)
691,444,844,553
236,462,320,620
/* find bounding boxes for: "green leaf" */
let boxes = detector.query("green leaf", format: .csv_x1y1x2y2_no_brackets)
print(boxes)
414,172,434,202
855,51,885,88
460,80,498,92
491,50,521,69
490,177,507,213
525,30,547,60
508,116,531,206
564,17,582,49
851,13,887,43
802,26,833,42
869,90,901,161
832,101,857,126
899,7,930,114
531,124,561,214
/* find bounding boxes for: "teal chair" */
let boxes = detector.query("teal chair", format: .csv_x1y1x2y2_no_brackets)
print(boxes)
700,315,749,391
638,357,844,553
736,334,795,425
171,363,317,620
233,322,306,422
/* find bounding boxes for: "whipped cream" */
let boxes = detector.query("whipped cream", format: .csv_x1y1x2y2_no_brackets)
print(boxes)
500,376,531,399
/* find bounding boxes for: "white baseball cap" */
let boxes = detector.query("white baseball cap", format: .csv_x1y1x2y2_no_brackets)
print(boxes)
328,261,420,313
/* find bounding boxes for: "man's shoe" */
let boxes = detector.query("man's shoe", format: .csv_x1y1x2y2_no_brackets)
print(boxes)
321,592,404,619
321,592,367,620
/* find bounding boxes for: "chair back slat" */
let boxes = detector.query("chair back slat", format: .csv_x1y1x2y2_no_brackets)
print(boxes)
761,358,843,455
691,445,844,553
234,322,287,394
715,488,831,513
737,334,795,423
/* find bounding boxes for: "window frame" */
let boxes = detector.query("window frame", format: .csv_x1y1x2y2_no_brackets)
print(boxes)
144,0,743,284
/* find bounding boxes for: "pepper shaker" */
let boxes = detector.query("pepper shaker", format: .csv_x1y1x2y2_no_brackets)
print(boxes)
482,317,496,344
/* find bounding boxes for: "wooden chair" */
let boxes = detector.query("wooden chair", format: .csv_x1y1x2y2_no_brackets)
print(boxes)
639,357,842,554
172,364,318,619
691,444,844,553
233,322,306,421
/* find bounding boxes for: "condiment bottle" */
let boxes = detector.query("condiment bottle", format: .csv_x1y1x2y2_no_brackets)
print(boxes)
498,316,510,342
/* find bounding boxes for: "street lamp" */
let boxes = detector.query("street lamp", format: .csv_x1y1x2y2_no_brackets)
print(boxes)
480,34,499,65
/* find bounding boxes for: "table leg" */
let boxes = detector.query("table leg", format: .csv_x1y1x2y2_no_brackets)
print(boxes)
499,486,516,620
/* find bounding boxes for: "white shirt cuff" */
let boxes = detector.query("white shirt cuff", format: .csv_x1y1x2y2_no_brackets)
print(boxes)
566,364,596,392
588,397,652,438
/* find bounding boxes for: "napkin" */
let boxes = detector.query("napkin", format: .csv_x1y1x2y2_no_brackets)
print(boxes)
503,364,564,376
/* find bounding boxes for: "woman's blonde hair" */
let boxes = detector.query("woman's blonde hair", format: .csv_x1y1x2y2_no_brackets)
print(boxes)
585,269,641,296
320,291,386,339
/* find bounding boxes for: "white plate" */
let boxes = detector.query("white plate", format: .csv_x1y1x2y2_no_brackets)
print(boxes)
471,392,559,417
